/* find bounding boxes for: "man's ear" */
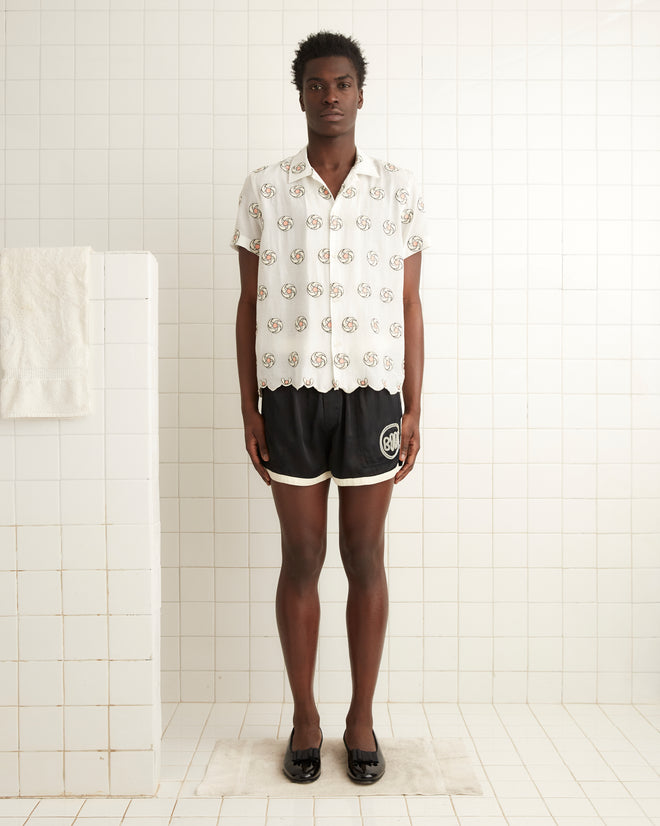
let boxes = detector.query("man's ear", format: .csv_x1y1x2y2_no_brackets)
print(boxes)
299,92,305,112
358,88,364,109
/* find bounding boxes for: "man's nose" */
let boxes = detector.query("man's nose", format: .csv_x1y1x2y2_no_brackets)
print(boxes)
323,87,339,104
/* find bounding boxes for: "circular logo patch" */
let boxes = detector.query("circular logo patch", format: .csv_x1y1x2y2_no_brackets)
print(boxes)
379,422,400,460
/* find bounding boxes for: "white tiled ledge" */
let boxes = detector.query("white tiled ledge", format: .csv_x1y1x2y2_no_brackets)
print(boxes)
0,252,161,798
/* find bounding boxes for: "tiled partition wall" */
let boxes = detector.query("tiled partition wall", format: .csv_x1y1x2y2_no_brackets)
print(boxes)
0,252,161,797
1,2,658,709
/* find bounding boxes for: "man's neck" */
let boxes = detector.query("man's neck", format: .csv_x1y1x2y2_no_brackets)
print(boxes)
306,133,357,174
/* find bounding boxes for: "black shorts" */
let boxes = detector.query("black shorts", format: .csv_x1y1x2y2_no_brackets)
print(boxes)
260,386,403,486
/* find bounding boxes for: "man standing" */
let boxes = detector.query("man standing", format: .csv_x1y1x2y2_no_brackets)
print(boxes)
232,31,427,784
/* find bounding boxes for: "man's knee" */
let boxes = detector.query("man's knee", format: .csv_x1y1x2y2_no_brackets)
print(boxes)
280,535,327,583
339,535,385,586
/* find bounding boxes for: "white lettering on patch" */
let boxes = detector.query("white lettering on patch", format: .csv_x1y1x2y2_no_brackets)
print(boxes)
379,422,400,460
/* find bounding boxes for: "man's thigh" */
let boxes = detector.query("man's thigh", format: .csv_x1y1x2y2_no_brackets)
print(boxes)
337,478,395,552
271,477,331,556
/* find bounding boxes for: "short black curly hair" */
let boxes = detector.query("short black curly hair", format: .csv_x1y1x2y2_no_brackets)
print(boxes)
291,31,367,93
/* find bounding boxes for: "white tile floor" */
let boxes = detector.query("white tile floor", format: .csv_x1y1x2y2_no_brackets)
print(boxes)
1,703,659,826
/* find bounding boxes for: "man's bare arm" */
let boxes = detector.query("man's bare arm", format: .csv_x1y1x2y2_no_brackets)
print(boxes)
236,246,271,484
395,250,424,484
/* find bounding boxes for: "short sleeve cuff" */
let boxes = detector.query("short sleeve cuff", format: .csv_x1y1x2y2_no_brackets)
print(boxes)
230,229,259,254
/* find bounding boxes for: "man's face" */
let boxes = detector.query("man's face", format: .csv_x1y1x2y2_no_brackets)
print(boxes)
299,55,363,139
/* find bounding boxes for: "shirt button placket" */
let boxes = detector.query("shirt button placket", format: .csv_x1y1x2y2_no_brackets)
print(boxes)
328,193,342,386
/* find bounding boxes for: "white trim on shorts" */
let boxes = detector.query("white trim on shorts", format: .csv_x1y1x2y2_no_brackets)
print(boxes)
266,468,332,486
267,465,398,487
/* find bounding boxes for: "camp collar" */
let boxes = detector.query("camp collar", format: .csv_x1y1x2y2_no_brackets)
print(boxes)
287,146,379,184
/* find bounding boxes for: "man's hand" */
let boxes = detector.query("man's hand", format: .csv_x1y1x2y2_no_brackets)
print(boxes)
243,409,271,485
394,410,420,484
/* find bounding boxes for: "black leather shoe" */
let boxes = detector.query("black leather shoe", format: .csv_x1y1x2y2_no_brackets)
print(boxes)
283,728,322,783
343,729,385,784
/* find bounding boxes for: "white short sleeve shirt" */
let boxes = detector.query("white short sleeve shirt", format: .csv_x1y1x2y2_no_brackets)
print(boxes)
231,146,429,394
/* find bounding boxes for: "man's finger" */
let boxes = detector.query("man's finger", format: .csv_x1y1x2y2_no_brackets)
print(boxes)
257,439,270,462
394,457,412,484
394,426,419,483
398,425,413,462
246,435,271,485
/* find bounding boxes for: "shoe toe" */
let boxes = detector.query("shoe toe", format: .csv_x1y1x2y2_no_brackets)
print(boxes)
283,729,322,783
344,731,385,784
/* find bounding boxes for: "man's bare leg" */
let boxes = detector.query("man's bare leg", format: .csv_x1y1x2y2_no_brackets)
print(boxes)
338,478,394,751
271,478,330,751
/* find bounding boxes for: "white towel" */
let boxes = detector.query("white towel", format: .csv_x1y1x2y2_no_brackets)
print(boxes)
0,246,92,418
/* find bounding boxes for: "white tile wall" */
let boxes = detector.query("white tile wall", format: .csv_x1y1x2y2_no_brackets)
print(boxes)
0,252,161,797
1,2,659,722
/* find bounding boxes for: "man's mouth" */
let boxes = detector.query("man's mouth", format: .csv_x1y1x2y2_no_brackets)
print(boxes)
321,111,343,119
